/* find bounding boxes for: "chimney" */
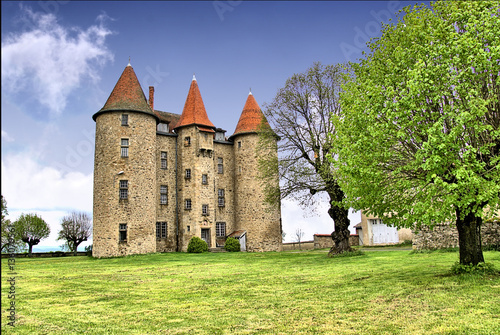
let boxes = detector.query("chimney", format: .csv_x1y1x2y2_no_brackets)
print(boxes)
149,86,154,112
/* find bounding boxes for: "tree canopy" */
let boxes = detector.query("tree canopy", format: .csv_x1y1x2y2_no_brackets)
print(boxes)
335,1,500,265
14,213,51,256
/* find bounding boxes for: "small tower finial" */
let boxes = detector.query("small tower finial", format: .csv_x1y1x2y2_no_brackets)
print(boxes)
192,73,196,81
127,56,131,67
249,87,252,95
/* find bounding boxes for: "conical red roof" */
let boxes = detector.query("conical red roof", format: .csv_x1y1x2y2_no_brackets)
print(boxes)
231,92,269,138
174,76,215,130
93,64,156,121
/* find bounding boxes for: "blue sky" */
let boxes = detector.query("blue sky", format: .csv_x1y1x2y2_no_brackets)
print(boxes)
1,1,424,249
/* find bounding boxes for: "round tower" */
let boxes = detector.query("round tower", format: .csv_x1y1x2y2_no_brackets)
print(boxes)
230,92,282,252
92,63,159,258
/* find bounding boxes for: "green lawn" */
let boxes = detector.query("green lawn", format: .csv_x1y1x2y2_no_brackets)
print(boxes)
2,249,499,334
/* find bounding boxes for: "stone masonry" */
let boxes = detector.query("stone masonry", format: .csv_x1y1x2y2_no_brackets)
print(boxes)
93,64,282,257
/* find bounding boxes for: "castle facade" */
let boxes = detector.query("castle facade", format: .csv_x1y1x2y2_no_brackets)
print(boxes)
92,63,282,257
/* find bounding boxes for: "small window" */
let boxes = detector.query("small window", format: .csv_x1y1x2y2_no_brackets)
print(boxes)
156,222,167,239
119,224,127,242
218,189,225,207
185,169,191,179
121,114,128,126
187,225,191,232
217,157,223,174
160,185,167,205
157,123,168,132
202,204,209,216
160,152,167,169
185,199,192,210
238,141,241,148
185,137,191,146
119,180,128,200
121,139,129,158
216,222,226,237
202,174,208,185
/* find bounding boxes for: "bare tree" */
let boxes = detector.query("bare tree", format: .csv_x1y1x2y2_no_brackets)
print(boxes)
57,211,92,256
295,228,305,250
259,62,352,255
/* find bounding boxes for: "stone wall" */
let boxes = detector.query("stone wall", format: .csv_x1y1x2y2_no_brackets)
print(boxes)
413,221,500,250
313,234,360,249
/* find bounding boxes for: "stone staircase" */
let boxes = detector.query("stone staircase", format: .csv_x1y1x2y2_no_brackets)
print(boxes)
210,247,226,253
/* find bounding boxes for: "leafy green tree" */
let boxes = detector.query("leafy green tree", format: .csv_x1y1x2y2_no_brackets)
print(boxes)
57,211,92,256
335,1,500,265
13,213,51,256
260,62,353,255
1,195,24,253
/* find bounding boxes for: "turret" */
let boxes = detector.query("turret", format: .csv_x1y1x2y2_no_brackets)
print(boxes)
92,63,159,257
230,92,282,251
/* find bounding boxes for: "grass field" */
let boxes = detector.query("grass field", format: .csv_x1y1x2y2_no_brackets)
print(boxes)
2,249,500,334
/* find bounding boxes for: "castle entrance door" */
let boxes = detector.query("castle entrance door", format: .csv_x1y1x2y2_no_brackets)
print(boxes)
201,229,211,247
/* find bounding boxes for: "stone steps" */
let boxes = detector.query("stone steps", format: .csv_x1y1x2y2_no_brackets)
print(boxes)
210,247,226,253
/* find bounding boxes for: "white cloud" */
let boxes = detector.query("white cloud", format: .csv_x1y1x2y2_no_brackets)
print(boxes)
1,7,114,116
1,130,14,142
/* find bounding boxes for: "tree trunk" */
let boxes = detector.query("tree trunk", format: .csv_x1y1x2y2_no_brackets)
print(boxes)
327,196,352,256
28,243,33,257
455,206,484,265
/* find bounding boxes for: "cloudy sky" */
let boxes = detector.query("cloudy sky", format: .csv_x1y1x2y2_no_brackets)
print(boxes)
1,1,423,250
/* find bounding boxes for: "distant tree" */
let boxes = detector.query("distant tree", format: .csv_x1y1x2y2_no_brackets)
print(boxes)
13,213,50,257
259,62,353,255
57,211,92,256
0,195,23,252
295,228,305,250
335,1,500,265
282,231,287,242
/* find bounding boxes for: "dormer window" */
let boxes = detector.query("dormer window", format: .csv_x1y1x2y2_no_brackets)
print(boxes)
157,122,169,133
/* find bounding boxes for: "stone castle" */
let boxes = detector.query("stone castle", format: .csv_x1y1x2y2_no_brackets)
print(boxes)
92,63,282,257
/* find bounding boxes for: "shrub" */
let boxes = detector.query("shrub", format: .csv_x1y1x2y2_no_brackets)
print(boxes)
328,249,365,258
450,262,499,275
85,244,93,256
224,237,240,252
187,236,208,253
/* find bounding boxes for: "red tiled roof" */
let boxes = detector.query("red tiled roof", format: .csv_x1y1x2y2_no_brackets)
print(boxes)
230,93,270,138
93,64,156,121
173,77,215,130
198,126,215,133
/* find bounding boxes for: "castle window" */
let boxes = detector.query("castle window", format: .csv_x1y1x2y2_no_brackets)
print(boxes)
185,169,191,179
216,222,226,237
185,137,191,146
121,139,129,158
202,204,209,216
119,180,128,200
156,222,167,239
160,152,167,169
202,174,208,185
157,123,168,132
160,185,167,205
185,199,192,210
121,114,128,126
238,141,242,148
187,225,190,232
218,189,225,207
217,157,223,174
119,224,127,242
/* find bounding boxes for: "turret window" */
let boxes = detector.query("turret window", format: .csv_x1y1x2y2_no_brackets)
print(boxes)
160,185,167,205
202,204,209,216
119,224,127,242
238,141,242,148
185,199,192,210
185,137,191,146
121,114,128,126
218,189,225,207
202,174,208,185
185,169,191,179
160,152,167,169
119,180,128,200
217,157,223,174
121,139,129,157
